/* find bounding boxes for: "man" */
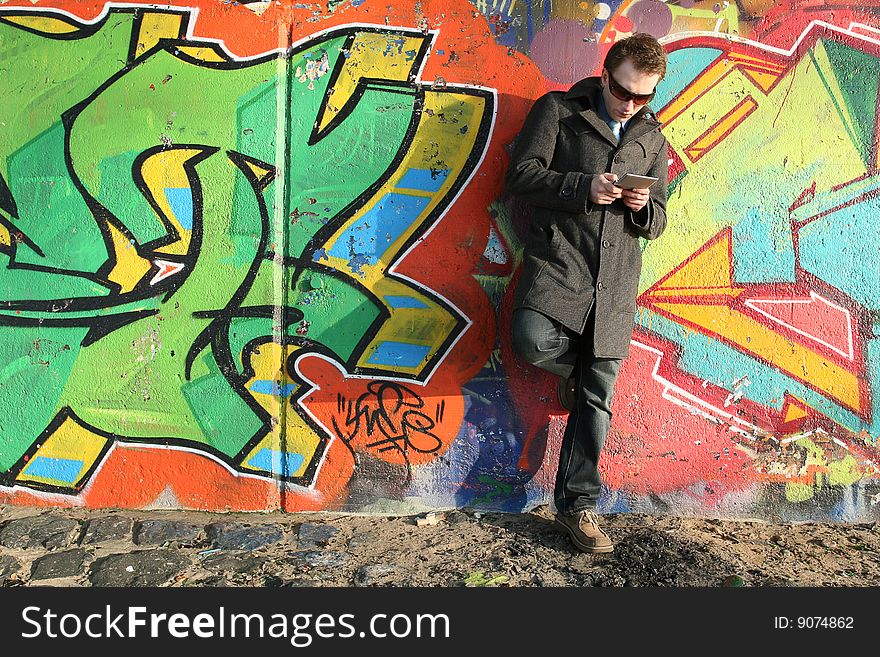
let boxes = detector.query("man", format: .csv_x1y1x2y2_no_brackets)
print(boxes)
506,33,668,553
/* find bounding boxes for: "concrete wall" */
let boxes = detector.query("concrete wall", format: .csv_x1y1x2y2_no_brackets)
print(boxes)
0,0,878,521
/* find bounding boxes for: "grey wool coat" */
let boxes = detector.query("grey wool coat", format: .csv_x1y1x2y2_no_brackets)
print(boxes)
506,76,668,358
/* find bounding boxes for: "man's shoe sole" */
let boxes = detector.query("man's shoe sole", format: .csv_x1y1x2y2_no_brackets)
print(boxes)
554,517,614,554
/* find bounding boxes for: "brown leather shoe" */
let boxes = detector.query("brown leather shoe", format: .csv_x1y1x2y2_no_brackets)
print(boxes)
558,375,576,411
554,510,614,553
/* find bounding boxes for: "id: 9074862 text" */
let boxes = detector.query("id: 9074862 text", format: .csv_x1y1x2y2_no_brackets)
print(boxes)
774,617,854,629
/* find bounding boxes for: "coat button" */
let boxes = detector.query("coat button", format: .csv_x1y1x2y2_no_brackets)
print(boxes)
597,282,604,291
602,240,610,248
560,188,573,198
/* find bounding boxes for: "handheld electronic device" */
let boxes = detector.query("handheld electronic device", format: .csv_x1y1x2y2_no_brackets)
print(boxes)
614,173,658,189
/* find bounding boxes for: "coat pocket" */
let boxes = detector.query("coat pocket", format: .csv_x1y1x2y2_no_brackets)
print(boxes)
543,225,589,294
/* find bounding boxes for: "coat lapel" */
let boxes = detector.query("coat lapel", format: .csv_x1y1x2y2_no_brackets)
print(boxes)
619,110,661,146
560,111,618,146
562,79,618,146
563,78,660,147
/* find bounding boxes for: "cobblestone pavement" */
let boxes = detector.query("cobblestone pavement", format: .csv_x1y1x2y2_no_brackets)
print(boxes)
1,504,879,587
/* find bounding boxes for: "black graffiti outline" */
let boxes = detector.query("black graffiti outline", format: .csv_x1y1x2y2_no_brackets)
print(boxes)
331,380,443,483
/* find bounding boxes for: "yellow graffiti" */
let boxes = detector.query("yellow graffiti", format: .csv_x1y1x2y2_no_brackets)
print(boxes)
140,148,200,257
322,91,487,282
0,14,81,35
783,397,810,424
238,157,276,189
240,342,319,479
134,11,186,58
648,228,742,294
751,397,878,500
809,40,869,167
657,301,862,412
783,447,861,503
104,222,153,293
657,52,781,126
317,89,487,376
315,32,428,137
645,44,868,294
667,1,741,35
16,413,109,489
642,231,865,415
176,45,229,63
685,95,758,162
728,51,786,92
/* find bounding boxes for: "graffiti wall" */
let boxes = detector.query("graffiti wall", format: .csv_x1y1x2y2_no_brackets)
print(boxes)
1,0,879,521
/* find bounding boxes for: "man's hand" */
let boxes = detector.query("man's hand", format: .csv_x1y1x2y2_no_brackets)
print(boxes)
589,173,622,205
620,187,650,212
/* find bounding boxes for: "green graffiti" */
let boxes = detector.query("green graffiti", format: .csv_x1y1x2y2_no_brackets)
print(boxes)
0,8,493,494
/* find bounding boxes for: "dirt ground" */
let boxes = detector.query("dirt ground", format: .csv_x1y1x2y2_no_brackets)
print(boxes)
2,503,880,587
282,507,880,587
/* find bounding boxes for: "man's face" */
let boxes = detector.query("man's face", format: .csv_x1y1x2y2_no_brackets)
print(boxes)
601,58,661,123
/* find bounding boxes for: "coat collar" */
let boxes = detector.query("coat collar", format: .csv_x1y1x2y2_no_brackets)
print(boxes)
563,76,661,146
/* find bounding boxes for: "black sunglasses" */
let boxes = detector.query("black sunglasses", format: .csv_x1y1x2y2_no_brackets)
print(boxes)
605,69,655,106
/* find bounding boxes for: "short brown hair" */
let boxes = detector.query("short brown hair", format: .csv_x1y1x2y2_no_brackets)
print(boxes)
604,33,667,79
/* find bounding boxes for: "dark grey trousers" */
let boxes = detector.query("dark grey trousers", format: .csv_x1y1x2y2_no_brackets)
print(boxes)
511,307,622,514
